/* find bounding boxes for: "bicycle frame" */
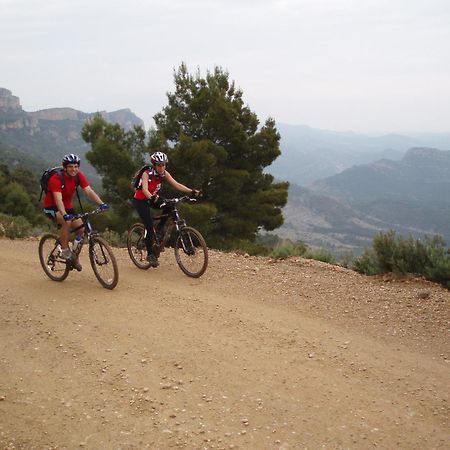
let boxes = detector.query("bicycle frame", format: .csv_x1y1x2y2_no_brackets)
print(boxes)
150,196,192,246
70,209,102,241
127,195,208,277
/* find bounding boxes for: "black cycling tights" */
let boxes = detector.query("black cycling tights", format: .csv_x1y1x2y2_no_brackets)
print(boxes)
133,198,169,255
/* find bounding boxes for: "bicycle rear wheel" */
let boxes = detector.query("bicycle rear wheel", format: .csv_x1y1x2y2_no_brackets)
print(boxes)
89,236,119,290
38,233,70,282
174,226,208,278
127,223,151,269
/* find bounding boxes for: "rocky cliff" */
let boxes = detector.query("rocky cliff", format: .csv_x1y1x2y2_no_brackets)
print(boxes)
28,108,87,121
0,88,144,131
0,88,37,131
0,88,21,111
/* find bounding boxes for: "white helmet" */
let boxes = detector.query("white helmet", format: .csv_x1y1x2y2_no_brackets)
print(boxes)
150,151,168,165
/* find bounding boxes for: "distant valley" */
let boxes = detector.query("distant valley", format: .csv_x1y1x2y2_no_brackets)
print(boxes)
277,148,450,254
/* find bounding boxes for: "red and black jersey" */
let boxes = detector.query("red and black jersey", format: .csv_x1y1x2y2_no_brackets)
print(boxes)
133,168,164,200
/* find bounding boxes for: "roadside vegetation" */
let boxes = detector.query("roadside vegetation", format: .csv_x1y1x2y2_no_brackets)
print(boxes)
352,230,450,288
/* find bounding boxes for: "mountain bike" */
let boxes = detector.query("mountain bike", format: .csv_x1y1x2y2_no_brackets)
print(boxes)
127,196,208,278
38,208,119,290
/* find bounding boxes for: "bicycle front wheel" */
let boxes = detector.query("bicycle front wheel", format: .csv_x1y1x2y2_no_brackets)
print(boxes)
127,223,151,269
89,236,119,290
174,227,208,278
38,233,70,282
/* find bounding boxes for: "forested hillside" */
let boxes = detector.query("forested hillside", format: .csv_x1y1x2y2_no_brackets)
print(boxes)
0,87,143,181
0,141,48,173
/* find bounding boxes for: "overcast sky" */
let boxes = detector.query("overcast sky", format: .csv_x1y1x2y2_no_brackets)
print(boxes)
1,0,449,133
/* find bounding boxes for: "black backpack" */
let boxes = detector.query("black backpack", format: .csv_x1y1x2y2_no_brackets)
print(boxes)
39,166,82,208
131,164,151,190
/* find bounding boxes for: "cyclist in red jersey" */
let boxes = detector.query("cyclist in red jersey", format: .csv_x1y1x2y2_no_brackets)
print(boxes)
133,151,199,267
43,154,109,270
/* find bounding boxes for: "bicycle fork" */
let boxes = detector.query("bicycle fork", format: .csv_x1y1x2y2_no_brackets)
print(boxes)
178,228,196,256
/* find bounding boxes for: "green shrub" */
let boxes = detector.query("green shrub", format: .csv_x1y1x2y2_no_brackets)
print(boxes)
353,230,450,287
338,250,355,269
423,236,450,287
372,230,396,272
0,214,32,239
270,244,296,259
352,249,380,275
225,239,269,256
425,257,450,288
303,248,336,264
269,240,308,259
100,228,127,248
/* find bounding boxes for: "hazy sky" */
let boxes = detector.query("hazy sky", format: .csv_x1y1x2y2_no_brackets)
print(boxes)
1,0,449,133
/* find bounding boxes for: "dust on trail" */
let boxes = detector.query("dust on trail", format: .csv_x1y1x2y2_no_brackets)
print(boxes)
0,238,449,449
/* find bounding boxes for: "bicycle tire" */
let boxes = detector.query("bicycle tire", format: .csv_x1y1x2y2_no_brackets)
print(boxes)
38,233,70,282
174,226,208,278
127,223,151,269
89,236,119,290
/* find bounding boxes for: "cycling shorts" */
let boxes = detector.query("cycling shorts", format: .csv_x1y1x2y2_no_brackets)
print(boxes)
43,207,75,222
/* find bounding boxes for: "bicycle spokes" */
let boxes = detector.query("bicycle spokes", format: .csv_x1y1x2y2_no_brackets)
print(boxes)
89,236,118,290
38,234,70,282
174,227,208,278
127,223,151,269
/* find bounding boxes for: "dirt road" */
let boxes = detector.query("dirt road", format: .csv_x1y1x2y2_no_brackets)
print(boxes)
0,238,449,449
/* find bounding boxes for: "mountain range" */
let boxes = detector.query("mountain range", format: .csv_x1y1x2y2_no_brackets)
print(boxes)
270,123,450,185
277,147,450,254
1,87,449,254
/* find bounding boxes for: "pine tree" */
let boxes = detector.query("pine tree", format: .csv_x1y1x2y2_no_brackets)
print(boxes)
150,63,288,247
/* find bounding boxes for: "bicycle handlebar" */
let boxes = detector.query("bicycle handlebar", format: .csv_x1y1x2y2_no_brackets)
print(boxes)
73,207,105,220
160,195,197,208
